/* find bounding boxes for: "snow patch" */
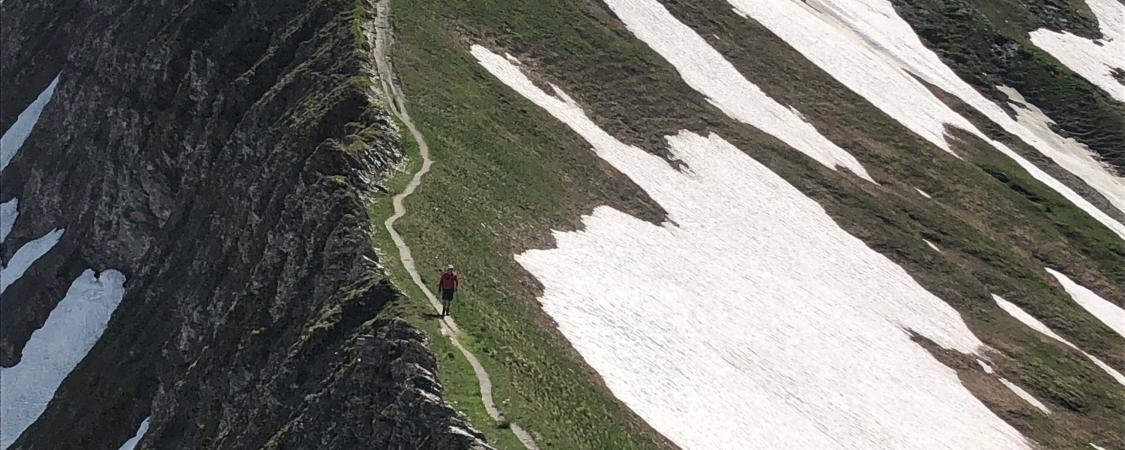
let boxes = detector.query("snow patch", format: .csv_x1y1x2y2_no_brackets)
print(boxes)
998,378,1051,414
977,359,995,374
1090,444,1109,450
118,418,150,450
992,294,1125,385
1045,268,1125,339
1,199,17,243
997,86,1125,215
923,239,942,253
1,76,60,172
1030,0,1125,103
726,0,965,153
474,45,1028,450
723,0,1125,239
448,426,478,439
915,188,933,199
0,269,127,449
0,228,64,294
600,0,875,182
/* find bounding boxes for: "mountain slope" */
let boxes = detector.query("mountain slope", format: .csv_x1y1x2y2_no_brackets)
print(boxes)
2,0,1123,448
376,0,1124,447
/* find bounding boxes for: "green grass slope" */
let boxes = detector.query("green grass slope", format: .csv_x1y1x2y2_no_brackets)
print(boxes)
368,0,1125,448
894,0,1125,173
367,2,675,448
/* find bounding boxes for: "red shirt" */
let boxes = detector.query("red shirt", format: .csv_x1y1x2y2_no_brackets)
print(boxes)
439,272,460,290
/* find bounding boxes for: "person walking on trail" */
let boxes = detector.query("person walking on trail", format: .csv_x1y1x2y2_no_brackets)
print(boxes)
438,265,460,317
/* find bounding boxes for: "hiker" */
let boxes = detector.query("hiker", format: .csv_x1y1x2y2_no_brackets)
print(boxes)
438,265,460,317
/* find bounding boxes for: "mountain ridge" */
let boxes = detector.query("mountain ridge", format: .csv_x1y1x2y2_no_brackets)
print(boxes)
2,0,1123,448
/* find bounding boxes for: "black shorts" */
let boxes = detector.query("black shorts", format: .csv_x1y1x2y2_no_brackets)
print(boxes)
441,288,456,301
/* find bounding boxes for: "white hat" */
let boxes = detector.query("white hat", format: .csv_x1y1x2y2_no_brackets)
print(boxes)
447,264,455,270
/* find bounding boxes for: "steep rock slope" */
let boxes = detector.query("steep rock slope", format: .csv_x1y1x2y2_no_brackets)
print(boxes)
1,0,486,448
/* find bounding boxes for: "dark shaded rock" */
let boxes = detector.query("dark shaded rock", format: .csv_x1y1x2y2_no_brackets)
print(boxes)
1112,68,1125,86
253,318,491,450
1,0,485,448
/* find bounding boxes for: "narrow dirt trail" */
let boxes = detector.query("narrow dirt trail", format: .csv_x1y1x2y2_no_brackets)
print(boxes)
372,3,539,449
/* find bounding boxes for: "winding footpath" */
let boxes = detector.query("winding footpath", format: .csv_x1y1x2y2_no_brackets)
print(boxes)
372,3,539,449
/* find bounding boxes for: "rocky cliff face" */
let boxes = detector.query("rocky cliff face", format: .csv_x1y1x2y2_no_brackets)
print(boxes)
0,0,486,448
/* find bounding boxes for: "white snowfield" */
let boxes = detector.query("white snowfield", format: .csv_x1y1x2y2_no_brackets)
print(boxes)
1,199,17,243
998,86,1125,216
1045,268,1125,338
600,0,875,183
0,228,64,294
0,269,127,449
1030,0,1125,103
992,295,1125,386
722,0,1125,238
118,418,150,450
1,76,59,172
474,46,1029,449
998,378,1051,414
